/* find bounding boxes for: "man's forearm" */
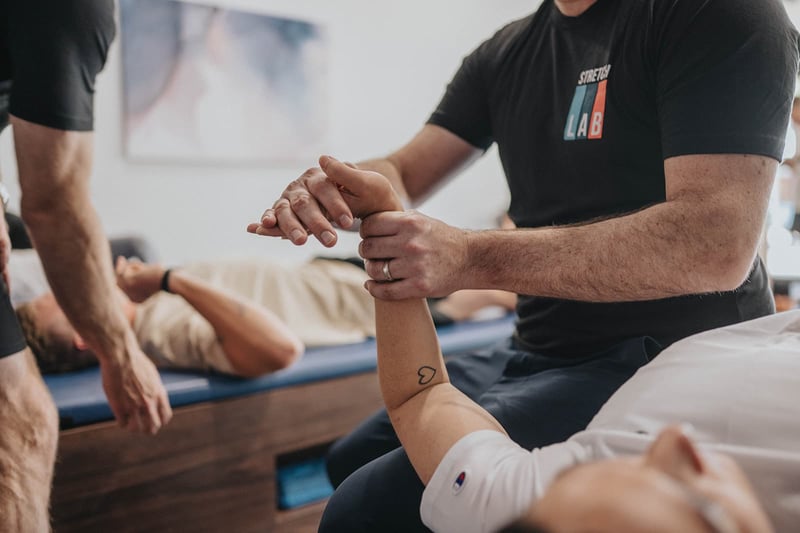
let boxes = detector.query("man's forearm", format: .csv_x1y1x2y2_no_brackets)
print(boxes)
26,195,138,362
14,119,138,364
468,153,775,301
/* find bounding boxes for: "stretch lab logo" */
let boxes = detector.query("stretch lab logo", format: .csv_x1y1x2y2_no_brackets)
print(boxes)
563,64,611,141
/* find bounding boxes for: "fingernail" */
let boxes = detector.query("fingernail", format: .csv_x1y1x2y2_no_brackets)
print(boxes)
291,229,305,242
321,231,336,246
340,214,352,227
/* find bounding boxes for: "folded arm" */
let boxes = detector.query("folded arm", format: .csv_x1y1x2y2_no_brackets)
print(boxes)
116,258,304,377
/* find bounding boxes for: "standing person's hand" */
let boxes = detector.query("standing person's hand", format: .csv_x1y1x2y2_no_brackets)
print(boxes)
100,348,172,434
115,256,165,303
359,211,471,300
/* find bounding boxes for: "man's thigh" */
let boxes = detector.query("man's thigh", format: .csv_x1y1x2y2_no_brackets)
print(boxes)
479,336,659,449
0,349,59,533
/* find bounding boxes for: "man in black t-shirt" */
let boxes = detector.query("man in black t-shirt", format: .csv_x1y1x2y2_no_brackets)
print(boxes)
0,1,172,527
249,0,799,530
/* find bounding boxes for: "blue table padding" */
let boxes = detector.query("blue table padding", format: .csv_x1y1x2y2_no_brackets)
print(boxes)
276,458,334,509
45,314,516,428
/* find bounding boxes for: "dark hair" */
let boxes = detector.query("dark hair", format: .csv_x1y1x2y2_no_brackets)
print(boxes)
15,303,98,374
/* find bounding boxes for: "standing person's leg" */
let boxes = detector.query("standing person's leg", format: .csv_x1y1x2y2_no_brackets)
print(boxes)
326,341,517,487
0,350,59,532
0,280,58,532
319,337,659,532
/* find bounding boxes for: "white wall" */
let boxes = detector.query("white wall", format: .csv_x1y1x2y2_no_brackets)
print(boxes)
0,0,534,265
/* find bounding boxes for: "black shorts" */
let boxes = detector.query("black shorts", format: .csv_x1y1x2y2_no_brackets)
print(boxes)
0,278,25,358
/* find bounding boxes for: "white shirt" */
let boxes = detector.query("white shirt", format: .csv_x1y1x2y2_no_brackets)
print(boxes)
421,310,800,533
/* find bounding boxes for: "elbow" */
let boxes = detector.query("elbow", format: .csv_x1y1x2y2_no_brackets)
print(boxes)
226,338,304,379
20,193,81,234
277,338,305,370
694,240,757,293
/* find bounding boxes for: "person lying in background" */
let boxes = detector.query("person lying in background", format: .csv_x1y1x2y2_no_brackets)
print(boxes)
319,154,800,533
14,253,515,377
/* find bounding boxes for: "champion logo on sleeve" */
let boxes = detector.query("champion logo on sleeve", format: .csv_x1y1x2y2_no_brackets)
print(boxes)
452,471,468,494
563,64,611,141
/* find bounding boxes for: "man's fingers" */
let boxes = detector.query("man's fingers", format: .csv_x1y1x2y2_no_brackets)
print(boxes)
158,394,173,427
306,175,354,230
365,279,420,300
364,257,408,282
143,401,162,435
125,409,143,433
269,198,314,245
246,223,286,237
260,208,277,227
358,235,408,260
360,211,405,239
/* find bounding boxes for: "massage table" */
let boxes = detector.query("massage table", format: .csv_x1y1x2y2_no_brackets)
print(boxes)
46,314,516,533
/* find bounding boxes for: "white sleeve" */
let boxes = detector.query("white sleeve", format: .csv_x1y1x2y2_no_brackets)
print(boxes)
420,430,587,533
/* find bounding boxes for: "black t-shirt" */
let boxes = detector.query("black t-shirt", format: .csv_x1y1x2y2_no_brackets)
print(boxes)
429,0,799,355
0,0,115,133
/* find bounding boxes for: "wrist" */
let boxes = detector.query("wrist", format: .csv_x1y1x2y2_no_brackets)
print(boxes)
93,327,140,366
461,229,490,288
160,268,174,293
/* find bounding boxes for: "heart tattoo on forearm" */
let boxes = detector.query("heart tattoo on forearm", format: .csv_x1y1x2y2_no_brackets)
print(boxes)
417,365,437,385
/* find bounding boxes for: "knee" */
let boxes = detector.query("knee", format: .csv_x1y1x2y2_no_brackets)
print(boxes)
326,436,356,488
318,474,371,533
2,353,59,466
0,351,58,529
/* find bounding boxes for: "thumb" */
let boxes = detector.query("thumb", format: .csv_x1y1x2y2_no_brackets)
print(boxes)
115,256,127,274
319,155,370,196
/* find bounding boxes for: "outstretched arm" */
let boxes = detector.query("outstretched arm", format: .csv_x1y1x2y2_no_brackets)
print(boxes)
321,156,506,484
115,258,304,377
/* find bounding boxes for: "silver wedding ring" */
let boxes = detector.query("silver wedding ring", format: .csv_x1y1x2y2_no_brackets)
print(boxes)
382,260,394,282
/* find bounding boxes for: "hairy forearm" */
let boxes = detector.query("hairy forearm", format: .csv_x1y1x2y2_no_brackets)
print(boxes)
465,196,762,302
15,125,137,364
169,271,303,376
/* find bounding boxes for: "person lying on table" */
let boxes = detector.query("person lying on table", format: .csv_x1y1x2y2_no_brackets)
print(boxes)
14,253,515,377
319,154,800,533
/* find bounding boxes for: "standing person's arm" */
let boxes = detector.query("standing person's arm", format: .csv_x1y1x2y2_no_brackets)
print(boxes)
14,118,171,434
115,258,304,377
